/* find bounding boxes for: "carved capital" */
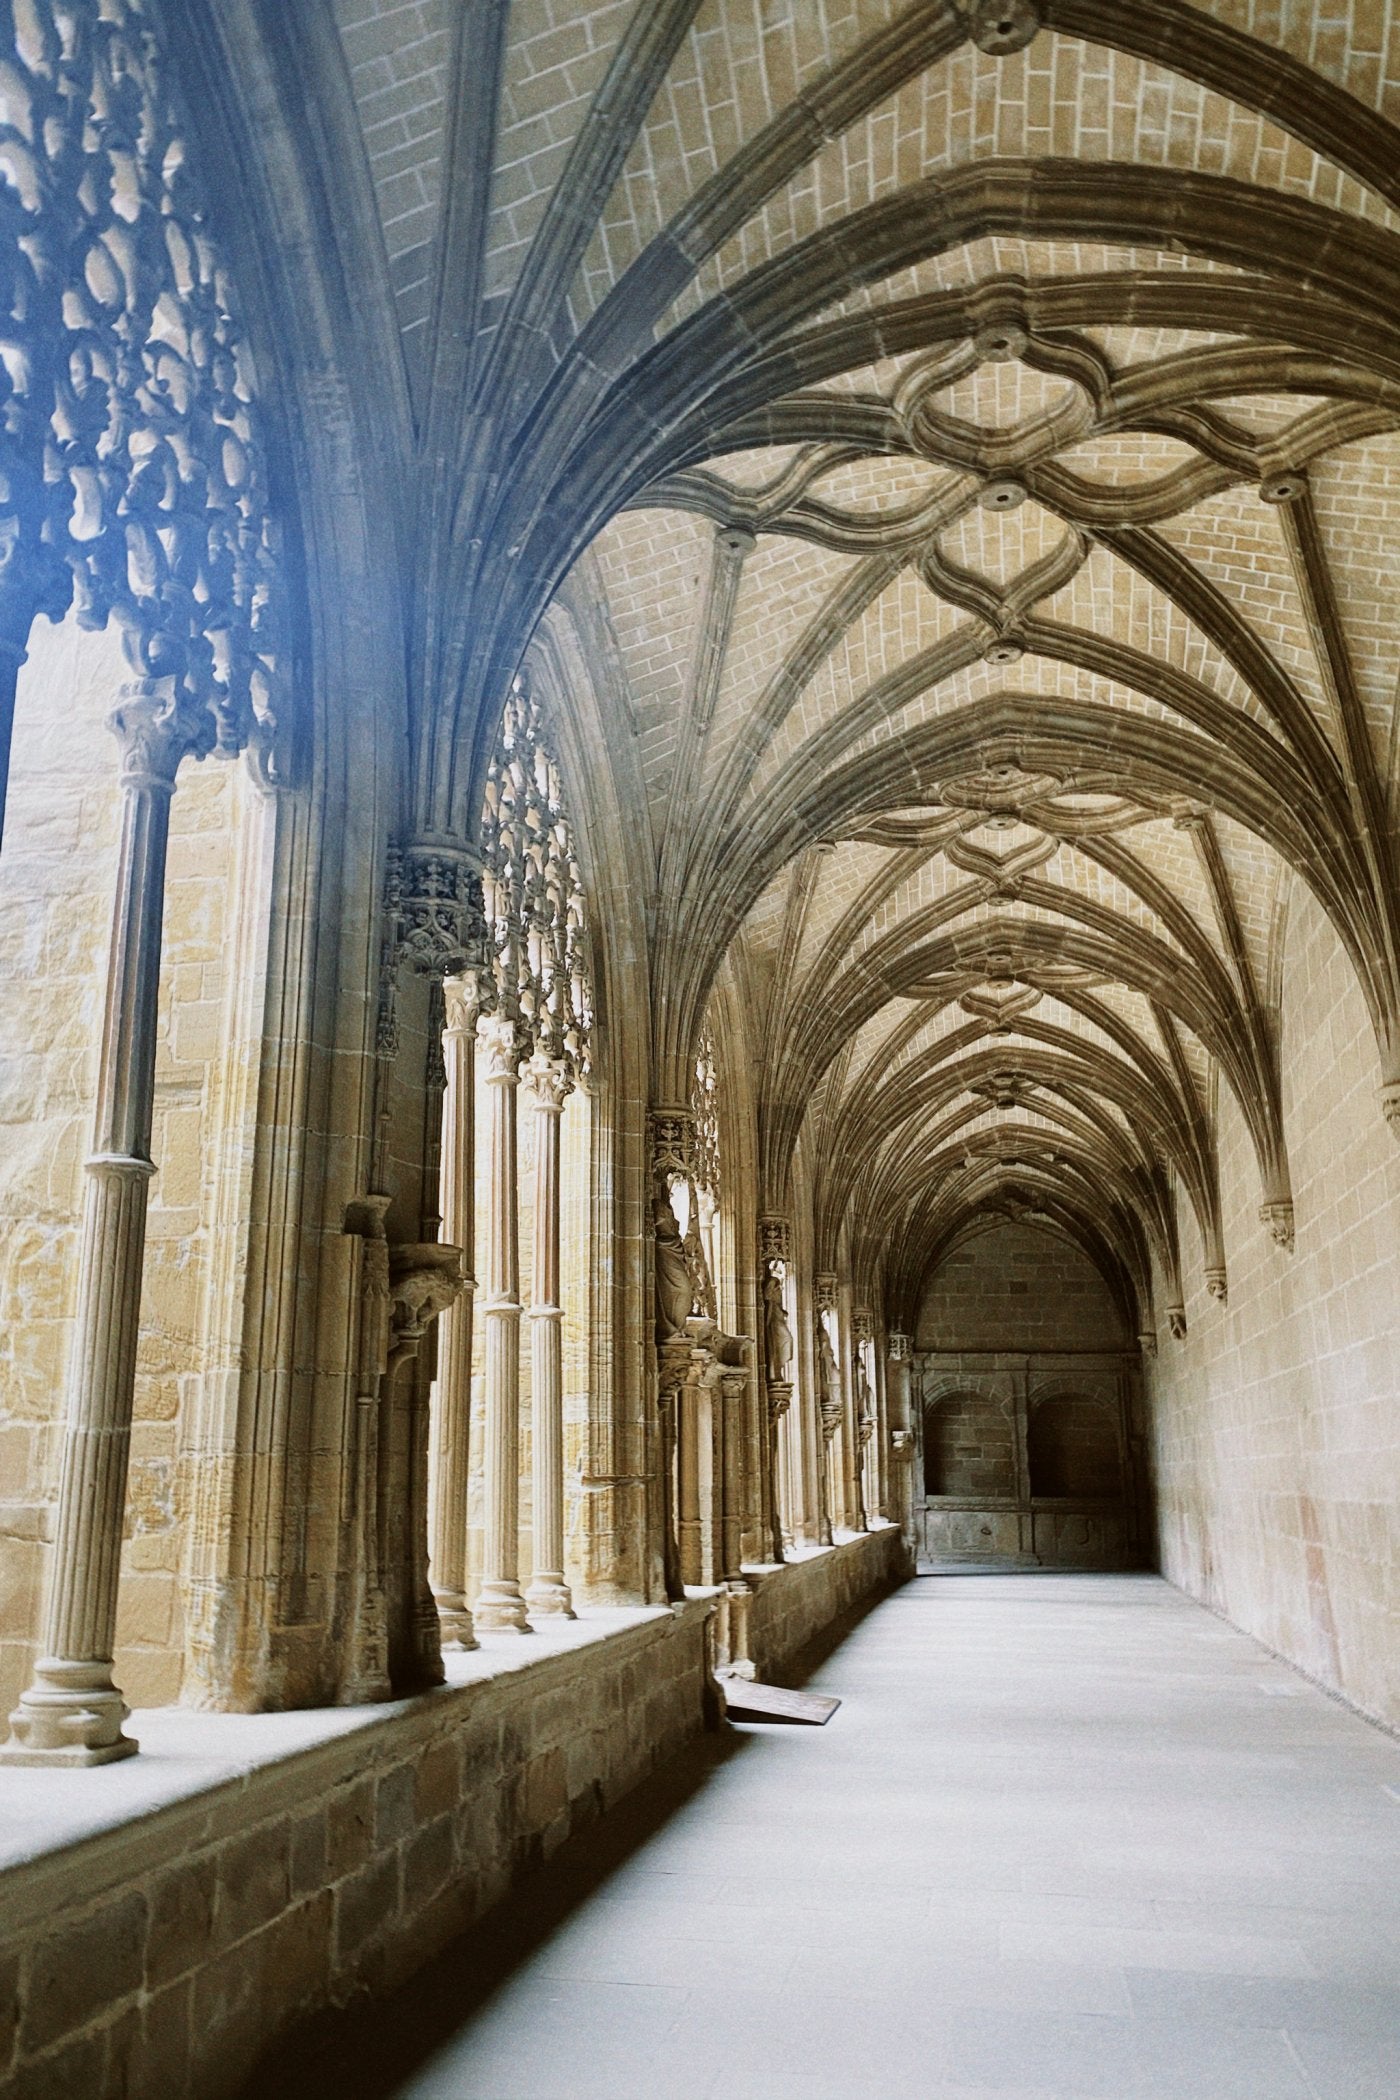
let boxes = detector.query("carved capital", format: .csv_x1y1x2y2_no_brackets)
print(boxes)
1381,1081,1400,1134
107,679,196,792
766,1377,793,1421
393,842,486,981
479,1010,526,1083
815,1273,839,1314
1167,1305,1187,1341
890,1428,915,1462
526,1052,573,1114
757,1213,792,1263
442,968,489,1038
853,1307,874,1346
1259,1199,1295,1252
1205,1267,1228,1304
1138,1329,1158,1360
888,1331,912,1362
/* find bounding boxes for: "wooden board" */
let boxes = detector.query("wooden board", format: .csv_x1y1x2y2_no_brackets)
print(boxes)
719,1678,840,1725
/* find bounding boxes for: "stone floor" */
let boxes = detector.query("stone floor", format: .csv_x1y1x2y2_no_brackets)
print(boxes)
268,1573,1400,2100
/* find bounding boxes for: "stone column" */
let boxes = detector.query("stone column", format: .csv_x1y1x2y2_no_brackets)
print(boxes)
475,1013,531,1633
4,682,191,1764
854,1308,878,1522
429,973,481,1648
677,1354,704,1587
526,1053,575,1618
656,1337,689,1602
767,1382,793,1561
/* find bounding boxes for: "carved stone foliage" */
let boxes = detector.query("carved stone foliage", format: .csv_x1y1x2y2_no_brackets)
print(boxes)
388,846,485,982
481,676,592,1077
690,1025,720,1199
0,0,282,758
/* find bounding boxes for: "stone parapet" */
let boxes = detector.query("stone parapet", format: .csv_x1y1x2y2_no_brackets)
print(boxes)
0,1533,903,2099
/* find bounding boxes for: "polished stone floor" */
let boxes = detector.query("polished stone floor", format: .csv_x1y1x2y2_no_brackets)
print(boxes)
275,1573,1400,2100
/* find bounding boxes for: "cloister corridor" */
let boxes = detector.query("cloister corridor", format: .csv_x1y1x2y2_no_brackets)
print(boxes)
263,1574,1400,2100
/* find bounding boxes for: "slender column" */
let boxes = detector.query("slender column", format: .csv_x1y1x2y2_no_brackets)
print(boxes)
656,1340,689,1601
854,1309,879,1522
718,1366,748,1583
767,1383,793,1561
475,1014,531,1631
5,682,190,1763
677,1357,704,1586
429,974,481,1648
526,1053,574,1618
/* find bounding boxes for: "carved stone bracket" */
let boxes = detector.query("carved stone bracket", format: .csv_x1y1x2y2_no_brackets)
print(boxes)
1259,1200,1295,1252
649,1104,695,1187
1138,1329,1158,1360
1204,1267,1228,1304
853,1307,875,1345
890,1429,915,1463
758,1214,792,1264
386,1242,464,1369
888,1331,913,1362
815,1273,839,1314
390,843,487,982
1167,1305,1188,1341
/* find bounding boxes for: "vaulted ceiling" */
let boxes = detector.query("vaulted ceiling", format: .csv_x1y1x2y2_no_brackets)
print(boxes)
331,0,1400,1334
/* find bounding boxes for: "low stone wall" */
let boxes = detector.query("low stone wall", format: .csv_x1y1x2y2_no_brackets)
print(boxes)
746,1521,912,1683
0,1534,902,2100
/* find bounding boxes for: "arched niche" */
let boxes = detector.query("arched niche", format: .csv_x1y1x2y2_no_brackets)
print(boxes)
1027,1393,1124,1503
923,1387,1016,1500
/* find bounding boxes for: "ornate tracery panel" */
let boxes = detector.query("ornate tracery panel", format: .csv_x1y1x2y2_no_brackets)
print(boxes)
480,676,591,1073
0,0,282,769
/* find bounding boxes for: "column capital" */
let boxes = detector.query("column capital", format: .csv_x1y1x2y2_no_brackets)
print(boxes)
526,1050,573,1113
390,839,487,981
107,678,195,791
757,1214,791,1263
478,1009,527,1082
442,966,490,1036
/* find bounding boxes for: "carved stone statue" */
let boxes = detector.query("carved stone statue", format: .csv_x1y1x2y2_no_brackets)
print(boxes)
653,1185,696,1339
817,1319,843,1439
762,1266,793,1382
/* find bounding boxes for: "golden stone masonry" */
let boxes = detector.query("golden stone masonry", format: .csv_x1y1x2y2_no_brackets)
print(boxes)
2,2,1400,2094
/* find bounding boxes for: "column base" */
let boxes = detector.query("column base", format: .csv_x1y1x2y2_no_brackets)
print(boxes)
475,1581,533,1633
433,1591,479,1650
525,1576,575,1619
1,1661,138,1766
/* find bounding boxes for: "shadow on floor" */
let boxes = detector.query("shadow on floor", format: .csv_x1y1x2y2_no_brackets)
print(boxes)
250,1727,747,2100
246,1575,901,2099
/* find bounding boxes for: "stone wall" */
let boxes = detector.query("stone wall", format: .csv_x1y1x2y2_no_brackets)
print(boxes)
916,1221,1129,1352
0,1535,901,2100
0,618,257,1718
745,1522,911,1683
1148,881,1400,1731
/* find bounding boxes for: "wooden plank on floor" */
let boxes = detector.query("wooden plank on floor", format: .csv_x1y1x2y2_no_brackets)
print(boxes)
718,1677,840,1724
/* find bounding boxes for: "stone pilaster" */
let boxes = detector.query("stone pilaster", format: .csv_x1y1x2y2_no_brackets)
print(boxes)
475,1013,531,1633
525,1054,575,1619
5,682,192,1764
